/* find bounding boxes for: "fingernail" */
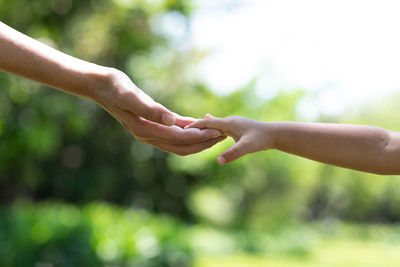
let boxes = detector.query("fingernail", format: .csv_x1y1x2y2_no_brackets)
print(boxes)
217,155,226,165
162,114,175,126
211,130,221,138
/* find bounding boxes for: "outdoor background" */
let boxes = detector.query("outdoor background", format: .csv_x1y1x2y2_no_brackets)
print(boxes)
1,0,400,266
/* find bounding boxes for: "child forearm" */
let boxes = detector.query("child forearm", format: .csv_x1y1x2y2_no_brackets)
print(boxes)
0,21,108,100
269,122,400,175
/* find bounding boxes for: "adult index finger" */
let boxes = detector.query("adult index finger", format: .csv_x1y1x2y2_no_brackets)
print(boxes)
133,116,222,145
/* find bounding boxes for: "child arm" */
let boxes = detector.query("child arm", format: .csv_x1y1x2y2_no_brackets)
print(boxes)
187,116,400,175
272,122,400,175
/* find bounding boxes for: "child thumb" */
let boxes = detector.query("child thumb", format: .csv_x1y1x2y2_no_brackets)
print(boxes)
217,139,249,165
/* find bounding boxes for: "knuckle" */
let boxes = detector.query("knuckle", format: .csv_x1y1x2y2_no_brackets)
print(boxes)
148,104,163,122
116,91,135,109
224,154,233,162
227,148,239,159
143,106,154,121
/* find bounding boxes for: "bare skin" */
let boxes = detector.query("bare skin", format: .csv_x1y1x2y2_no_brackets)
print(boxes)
0,22,223,155
186,115,400,175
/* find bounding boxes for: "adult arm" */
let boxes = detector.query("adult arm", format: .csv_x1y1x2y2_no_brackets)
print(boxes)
0,21,222,155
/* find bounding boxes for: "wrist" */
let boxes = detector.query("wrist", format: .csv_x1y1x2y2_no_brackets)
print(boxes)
85,65,118,105
261,122,280,150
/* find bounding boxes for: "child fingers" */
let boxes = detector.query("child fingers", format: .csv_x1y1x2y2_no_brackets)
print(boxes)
217,139,249,165
184,117,223,130
205,113,214,118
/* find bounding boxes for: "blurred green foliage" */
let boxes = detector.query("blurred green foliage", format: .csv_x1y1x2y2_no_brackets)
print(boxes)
0,0,197,218
0,202,191,266
1,0,400,266
2,202,400,267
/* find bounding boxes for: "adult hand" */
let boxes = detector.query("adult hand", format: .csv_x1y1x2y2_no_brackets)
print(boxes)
0,22,223,155
93,69,225,155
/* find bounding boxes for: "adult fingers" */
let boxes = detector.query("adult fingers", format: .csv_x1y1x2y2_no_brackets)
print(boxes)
118,109,222,144
173,113,196,128
136,100,176,126
141,136,227,156
137,119,222,144
112,73,176,126
217,138,250,165
122,88,176,126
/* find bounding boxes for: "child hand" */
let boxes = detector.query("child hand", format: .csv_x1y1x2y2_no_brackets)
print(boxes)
185,114,274,165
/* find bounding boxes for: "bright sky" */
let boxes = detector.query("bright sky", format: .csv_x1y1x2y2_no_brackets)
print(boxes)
188,0,400,117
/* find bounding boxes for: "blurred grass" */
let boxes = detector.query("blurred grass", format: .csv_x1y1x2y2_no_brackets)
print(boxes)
196,239,400,267
0,201,192,266
196,226,400,267
2,201,400,266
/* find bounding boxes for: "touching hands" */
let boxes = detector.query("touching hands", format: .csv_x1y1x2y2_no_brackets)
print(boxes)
0,22,224,156
4,22,400,174
92,69,225,155
186,114,274,164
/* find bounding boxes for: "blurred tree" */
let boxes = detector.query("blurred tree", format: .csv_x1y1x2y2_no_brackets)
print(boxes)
2,1,400,259
0,0,198,219
2,1,400,266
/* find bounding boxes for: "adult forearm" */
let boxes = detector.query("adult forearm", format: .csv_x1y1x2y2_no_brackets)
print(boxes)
270,122,400,175
0,21,108,100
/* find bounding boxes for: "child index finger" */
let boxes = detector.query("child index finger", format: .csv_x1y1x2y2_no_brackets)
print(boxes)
184,117,227,131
